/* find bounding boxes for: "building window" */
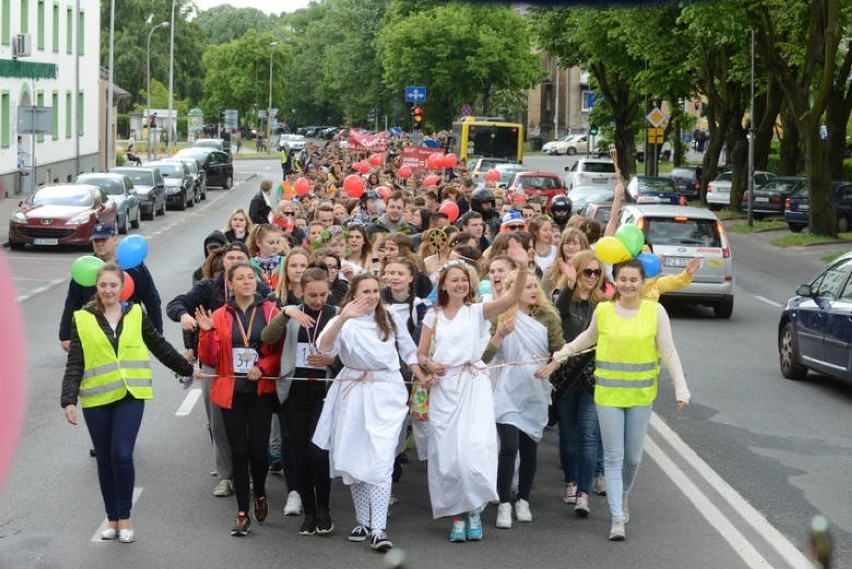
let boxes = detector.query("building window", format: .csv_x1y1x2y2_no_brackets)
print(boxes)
52,91,58,139
65,7,71,54
1,92,10,148
36,91,44,142
20,0,28,33
37,0,45,50
52,2,58,52
65,91,71,138
76,9,84,55
1,0,11,45
77,92,83,136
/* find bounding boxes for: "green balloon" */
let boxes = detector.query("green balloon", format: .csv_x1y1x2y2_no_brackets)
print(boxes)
615,225,645,257
71,255,105,287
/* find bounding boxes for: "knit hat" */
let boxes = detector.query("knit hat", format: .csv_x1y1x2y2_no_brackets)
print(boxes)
500,210,525,230
222,241,250,258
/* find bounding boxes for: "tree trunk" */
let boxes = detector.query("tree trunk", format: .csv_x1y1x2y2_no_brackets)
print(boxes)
825,88,851,181
729,122,748,210
778,106,801,175
803,126,837,236
753,76,783,171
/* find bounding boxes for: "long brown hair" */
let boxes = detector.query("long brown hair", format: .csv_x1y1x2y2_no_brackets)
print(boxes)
571,250,606,303
341,273,395,341
345,224,372,268
275,249,310,300
435,263,477,308
91,262,125,313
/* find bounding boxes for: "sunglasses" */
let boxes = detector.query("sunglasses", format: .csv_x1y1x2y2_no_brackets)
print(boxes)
582,268,603,278
505,224,524,231
281,211,295,216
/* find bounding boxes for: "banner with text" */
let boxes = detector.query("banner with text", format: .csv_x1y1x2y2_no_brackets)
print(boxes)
348,131,388,154
401,147,445,171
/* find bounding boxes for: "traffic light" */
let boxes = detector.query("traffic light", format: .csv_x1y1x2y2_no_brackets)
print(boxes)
219,110,225,122
412,106,423,130
589,125,599,136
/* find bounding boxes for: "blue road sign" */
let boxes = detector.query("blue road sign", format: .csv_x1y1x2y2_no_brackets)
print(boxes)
405,86,427,103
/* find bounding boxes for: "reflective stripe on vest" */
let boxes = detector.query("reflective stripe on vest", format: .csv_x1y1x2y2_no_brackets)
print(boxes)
75,305,153,408
594,300,660,408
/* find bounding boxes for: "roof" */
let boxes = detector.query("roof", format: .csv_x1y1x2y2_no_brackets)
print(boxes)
622,204,719,220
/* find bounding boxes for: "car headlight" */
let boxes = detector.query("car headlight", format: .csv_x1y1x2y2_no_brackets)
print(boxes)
67,212,92,225
11,212,27,223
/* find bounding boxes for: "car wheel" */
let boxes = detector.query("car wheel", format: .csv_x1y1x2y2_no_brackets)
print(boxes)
567,148,576,156
158,198,166,216
118,213,128,234
194,187,201,203
130,207,141,229
713,296,734,319
176,190,187,211
779,321,808,380
142,205,154,221
838,215,849,233
788,223,804,233
223,175,233,190
201,184,207,201
753,213,764,221
188,190,196,208
9,241,24,251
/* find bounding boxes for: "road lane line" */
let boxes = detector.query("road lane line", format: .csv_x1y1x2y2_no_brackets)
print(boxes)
645,438,773,568
17,277,66,302
90,487,143,542
650,414,812,569
175,388,201,417
753,295,784,308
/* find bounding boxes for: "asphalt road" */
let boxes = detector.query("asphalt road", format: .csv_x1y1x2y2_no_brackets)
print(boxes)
0,157,848,569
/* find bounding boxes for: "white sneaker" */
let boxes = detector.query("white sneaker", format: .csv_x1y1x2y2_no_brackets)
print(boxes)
283,490,302,516
213,479,233,497
592,474,607,495
561,482,577,505
574,493,590,517
514,499,532,522
495,503,512,529
609,519,626,541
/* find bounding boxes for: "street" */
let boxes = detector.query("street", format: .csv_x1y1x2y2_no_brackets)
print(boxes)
0,156,849,569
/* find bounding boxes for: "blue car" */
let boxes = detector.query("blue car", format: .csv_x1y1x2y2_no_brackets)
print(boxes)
778,252,852,382
626,176,681,205
784,180,852,233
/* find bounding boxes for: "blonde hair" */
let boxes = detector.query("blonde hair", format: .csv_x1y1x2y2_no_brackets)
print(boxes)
497,270,558,328
546,228,591,292
222,208,254,236
570,250,606,303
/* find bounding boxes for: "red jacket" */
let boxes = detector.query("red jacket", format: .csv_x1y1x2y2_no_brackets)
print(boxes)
198,299,282,409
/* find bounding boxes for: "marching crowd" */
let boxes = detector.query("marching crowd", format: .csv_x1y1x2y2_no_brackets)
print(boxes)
60,140,692,551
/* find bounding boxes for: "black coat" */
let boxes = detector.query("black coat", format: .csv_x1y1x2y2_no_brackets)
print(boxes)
249,191,272,225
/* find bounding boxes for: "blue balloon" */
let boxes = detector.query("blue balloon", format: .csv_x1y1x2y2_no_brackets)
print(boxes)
116,235,148,270
636,252,661,279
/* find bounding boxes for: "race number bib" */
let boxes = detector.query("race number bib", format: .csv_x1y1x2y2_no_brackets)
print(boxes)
296,342,324,369
233,348,259,375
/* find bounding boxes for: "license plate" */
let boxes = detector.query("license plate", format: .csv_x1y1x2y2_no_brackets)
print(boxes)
755,197,769,203
664,256,690,268
799,204,809,211
592,177,608,184
33,238,58,245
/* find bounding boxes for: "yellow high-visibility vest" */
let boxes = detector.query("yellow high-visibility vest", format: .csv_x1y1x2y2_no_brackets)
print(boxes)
75,304,153,408
594,300,659,408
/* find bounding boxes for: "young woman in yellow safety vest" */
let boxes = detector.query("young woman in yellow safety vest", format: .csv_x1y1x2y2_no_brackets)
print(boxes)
61,263,195,544
553,258,691,543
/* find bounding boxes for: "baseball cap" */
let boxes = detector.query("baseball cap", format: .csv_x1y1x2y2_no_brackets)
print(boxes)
90,223,117,241
222,241,250,258
500,210,525,230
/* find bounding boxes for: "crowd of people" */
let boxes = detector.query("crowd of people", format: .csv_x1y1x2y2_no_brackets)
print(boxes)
60,139,693,550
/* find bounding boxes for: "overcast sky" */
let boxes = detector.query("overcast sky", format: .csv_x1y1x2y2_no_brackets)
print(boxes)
193,0,312,15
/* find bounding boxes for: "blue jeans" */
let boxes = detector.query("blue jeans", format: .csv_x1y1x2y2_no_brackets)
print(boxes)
82,395,145,520
596,403,653,521
556,384,599,495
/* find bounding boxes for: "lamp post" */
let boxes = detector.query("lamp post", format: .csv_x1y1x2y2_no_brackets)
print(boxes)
147,21,169,160
167,0,176,156
267,41,279,154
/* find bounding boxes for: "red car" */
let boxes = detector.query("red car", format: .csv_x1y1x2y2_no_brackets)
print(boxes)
508,171,567,206
9,184,118,249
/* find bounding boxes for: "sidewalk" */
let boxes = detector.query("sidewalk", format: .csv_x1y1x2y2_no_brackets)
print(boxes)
0,194,27,246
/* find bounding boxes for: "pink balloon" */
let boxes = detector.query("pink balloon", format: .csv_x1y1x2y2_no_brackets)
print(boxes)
399,166,412,179
0,252,27,489
444,153,458,168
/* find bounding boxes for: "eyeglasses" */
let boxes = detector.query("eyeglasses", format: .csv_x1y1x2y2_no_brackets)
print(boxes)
281,211,295,216
325,265,339,271
582,268,603,278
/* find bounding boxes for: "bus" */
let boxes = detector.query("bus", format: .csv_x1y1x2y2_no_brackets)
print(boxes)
450,117,524,166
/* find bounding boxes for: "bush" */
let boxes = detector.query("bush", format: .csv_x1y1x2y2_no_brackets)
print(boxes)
117,114,130,140
177,117,188,141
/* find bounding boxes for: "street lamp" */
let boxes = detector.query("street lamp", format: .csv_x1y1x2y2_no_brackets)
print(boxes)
167,0,176,156
267,41,279,153
147,21,169,160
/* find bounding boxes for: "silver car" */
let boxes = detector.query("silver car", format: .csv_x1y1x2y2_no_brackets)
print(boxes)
75,173,141,234
617,204,735,318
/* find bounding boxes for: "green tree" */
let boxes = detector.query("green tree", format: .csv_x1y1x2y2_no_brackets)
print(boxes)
194,5,281,45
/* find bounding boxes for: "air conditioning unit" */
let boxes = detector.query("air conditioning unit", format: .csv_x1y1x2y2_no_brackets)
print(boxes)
13,34,32,58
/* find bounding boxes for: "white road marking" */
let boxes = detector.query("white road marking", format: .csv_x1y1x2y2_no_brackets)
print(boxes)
17,277,66,302
90,486,144,542
650,414,812,569
753,295,784,308
175,388,202,416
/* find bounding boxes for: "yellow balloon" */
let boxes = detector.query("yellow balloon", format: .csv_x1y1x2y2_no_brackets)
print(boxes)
594,236,632,265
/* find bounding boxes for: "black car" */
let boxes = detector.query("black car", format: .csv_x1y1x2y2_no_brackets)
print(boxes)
742,176,807,219
784,180,852,233
193,138,231,155
109,166,167,220
668,167,701,201
175,148,234,190
148,161,195,210
162,157,207,202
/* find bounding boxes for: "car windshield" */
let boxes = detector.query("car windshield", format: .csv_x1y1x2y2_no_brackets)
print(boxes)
760,179,802,193
518,176,561,190
194,140,220,148
644,217,721,247
670,169,695,179
154,164,181,176
78,178,123,195
31,187,93,206
573,187,614,201
581,162,615,174
114,170,153,185
639,179,677,193
715,172,733,182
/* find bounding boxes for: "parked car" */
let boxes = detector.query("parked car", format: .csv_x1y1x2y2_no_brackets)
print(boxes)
668,166,701,201
507,171,566,206
577,201,615,225
75,173,141,234
706,170,776,210
543,135,574,155
468,157,513,183
626,176,681,205
110,166,166,220
175,148,234,189
567,185,617,211
741,176,807,219
563,157,618,191
193,138,231,154
636,141,672,162
147,160,195,210
277,134,307,151
544,134,588,156
8,184,118,249
784,180,852,233
778,251,852,382
493,163,528,188
162,157,207,202
617,204,734,318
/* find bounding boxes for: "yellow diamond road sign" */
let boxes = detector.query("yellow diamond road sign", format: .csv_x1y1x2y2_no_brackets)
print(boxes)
646,107,666,128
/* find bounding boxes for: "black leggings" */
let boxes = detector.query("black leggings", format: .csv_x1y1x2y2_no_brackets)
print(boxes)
221,393,275,512
496,423,538,503
284,382,330,515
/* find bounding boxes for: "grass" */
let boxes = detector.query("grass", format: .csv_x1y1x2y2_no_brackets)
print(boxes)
821,250,850,262
728,219,788,233
771,232,852,247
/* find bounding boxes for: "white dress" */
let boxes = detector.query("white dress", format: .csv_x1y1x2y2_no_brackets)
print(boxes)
534,245,557,272
424,303,498,518
312,310,414,485
491,311,551,442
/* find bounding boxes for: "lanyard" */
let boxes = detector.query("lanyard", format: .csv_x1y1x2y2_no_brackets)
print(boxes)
235,306,258,348
305,307,325,353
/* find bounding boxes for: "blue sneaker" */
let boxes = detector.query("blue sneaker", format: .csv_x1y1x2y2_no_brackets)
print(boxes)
466,511,483,541
449,517,467,542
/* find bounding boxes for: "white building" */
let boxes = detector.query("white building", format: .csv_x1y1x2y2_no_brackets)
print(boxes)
0,0,100,197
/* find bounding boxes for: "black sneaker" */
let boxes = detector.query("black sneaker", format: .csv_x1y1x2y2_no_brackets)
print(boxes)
316,509,334,535
298,516,317,536
348,525,370,542
370,530,393,552
254,495,268,522
230,513,251,537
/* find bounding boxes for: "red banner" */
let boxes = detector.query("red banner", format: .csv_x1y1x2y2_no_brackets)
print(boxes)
347,131,388,153
401,147,445,171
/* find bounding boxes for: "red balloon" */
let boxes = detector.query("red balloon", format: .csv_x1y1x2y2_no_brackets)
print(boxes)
439,201,460,223
358,161,371,174
376,186,392,202
423,175,440,187
484,169,500,182
398,166,412,179
444,153,458,168
434,154,447,170
0,252,27,490
368,153,385,167
120,272,135,301
343,174,366,198
295,177,311,195
426,154,439,170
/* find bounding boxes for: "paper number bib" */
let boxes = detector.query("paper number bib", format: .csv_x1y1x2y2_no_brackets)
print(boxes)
233,347,259,374
296,342,324,369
